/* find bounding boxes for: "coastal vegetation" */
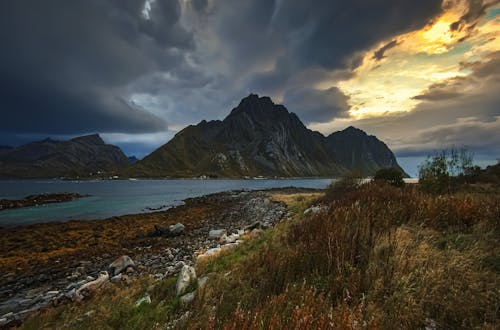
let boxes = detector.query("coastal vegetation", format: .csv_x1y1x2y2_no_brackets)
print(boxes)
20,176,499,329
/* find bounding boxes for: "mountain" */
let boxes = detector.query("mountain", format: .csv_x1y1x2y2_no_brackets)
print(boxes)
127,94,404,178
0,134,130,179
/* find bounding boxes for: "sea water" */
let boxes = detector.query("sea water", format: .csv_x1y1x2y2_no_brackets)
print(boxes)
0,179,333,226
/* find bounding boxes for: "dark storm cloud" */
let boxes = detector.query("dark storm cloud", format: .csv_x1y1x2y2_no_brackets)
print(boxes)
373,40,399,60
269,0,442,70
0,0,194,136
283,87,350,123
0,0,448,153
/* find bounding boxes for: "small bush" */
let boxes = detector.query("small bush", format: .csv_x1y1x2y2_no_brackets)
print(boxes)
373,167,405,187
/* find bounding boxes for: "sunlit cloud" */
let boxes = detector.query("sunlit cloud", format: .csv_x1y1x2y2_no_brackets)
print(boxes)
333,0,499,120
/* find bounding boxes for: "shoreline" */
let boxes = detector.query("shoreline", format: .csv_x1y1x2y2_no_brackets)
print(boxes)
0,187,318,325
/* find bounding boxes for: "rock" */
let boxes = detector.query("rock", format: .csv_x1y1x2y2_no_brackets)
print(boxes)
1,312,13,320
197,276,209,290
109,255,135,276
226,233,239,244
110,274,122,283
303,205,324,215
18,298,33,308
65,289,84,302
219,233,227,244
135,293,151,307
76,271,109,297
196,248,222,262
0,318,7,326
244,221,261,231
208,229,226,240
176,265,196,296
169,223,185,236
165,266,176,276
179,291,196,306
250,228,264,238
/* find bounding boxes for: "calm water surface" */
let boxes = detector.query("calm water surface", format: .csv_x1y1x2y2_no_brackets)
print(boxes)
0,179,333,226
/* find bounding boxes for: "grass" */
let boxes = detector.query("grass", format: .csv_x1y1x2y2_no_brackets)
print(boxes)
21,184,500,329
22,276,181,330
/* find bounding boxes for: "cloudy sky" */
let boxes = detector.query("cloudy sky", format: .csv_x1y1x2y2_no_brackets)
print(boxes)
1,0,499,175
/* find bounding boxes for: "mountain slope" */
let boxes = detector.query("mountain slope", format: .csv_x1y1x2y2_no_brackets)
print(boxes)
0,134,130,178
128,94,404,177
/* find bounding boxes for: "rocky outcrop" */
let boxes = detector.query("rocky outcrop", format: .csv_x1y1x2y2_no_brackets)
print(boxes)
0,134,130,179
128,94,405,178
0,192,87,211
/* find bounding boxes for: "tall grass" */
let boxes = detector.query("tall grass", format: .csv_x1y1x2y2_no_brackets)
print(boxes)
187,183,500,329
21,185,500,329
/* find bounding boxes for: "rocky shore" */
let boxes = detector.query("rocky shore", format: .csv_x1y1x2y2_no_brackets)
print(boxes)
0,193,87,211
0,188,317,328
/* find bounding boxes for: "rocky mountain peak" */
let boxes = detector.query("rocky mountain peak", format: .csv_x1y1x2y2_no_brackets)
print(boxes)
71,134,105,145
227,94,288,120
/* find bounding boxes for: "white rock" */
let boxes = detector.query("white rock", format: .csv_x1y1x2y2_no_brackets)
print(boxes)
226,233,239,244
196,247,222,262
109,255,135,276
76,271,109,296
208,229,226,239
176,265,196,296
135,293,151,307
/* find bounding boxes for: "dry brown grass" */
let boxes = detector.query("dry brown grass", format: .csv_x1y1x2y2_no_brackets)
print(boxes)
18,185,500,329
185,183,500,329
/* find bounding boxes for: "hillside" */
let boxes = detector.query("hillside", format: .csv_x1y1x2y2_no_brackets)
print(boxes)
18,182,499,329
0,134,130,179
128,94,404,177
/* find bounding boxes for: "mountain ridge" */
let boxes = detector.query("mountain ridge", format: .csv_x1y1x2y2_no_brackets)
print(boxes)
127,94,405,178
0,134,130,179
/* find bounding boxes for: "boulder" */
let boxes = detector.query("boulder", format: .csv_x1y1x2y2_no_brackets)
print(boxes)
208,229,226,239
110,274,122,283
176,265,197,296
179,291,196,306
109,255,135,276
76,271,109,297
195,247,222,262
226,233,239,244
303,205,324,215
169,223,185,236
250,228,264,238
244,221,262,231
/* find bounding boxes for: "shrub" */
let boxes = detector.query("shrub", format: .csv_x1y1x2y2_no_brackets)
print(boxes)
418,148,474,194
324,171,363,202
373,167,405,187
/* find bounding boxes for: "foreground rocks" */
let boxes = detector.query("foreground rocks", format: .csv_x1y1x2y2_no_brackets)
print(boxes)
0,188,299,325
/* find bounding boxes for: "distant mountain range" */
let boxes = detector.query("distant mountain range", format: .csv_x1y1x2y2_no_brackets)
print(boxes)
0,94,405,179
0,134,130,179
126,94,404,178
